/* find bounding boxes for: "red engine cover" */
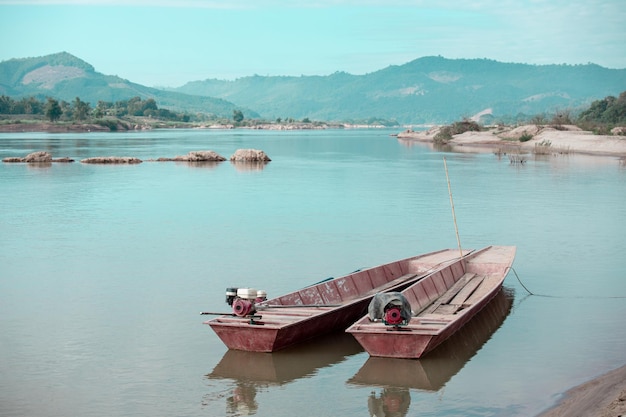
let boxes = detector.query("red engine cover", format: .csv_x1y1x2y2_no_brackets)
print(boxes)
232,298,254,317
383,306,404,326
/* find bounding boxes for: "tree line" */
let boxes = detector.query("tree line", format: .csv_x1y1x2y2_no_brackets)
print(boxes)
0,95,190,123
1,91,624,131
577,91,626,127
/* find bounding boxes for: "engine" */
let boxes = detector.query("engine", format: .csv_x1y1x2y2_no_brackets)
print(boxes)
367,292,412,326
225,287,267,317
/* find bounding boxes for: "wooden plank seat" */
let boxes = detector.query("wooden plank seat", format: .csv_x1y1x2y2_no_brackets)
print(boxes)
449,275,484,305
416,273,486,316
415,273,475,316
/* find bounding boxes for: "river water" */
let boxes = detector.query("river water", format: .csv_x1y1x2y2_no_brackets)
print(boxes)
1,128,625,417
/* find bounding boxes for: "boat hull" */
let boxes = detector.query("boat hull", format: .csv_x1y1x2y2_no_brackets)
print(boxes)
209,299,371,352
346,246,516,359
347,287,514,390
206,248,471,352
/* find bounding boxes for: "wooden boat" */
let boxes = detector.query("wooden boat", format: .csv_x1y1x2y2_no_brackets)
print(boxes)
346,245,516,359
347,287,514,390
204,248,475,352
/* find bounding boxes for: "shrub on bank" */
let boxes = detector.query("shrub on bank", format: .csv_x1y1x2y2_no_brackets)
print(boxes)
519,133,533,142
434,119,482,143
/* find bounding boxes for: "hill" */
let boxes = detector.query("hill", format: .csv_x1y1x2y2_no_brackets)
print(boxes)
0,52,256,118
2,53,625,124
172,56,626,124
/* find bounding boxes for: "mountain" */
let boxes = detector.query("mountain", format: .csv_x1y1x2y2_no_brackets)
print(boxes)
172,56,626,124
0,52,256,118
2,53,625,124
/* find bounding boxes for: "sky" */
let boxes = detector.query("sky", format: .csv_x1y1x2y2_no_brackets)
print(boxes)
1,0,625,87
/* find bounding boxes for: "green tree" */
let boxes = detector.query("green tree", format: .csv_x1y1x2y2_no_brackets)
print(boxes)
20,97,43,114
44,98,62,122
72,97,91,121
60,100,71,119
142,98,158,115
94,100,112,118
0,95,13,114
578,91,626,125
127,96,143,116
233,109,244,123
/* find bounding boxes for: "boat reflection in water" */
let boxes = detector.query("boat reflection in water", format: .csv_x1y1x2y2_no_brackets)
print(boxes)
367,388,412,417
348,287,514,414
205,331,363,414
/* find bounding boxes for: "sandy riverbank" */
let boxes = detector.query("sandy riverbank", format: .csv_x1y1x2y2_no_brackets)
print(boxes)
536,364,626,417
397,125,626,158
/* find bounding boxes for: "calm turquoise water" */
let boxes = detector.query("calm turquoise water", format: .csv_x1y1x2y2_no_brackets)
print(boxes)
1,129,625,417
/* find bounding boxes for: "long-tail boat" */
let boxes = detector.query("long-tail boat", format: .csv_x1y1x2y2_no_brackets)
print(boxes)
203,248,475,352
347,287,514,390
346,245,516,359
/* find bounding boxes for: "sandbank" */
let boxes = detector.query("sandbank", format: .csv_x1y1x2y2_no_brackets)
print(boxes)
536,364,626,417
397,125,626,159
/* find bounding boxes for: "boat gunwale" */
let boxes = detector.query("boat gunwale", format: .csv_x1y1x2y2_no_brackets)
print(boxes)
206,248,471,331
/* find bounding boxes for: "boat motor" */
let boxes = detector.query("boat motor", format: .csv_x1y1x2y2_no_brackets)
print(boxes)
367,292,412,327
225,287,267,317
225,287,239,306
383,305,405,326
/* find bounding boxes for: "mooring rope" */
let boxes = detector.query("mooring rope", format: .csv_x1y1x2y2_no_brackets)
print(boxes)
511,267,626,299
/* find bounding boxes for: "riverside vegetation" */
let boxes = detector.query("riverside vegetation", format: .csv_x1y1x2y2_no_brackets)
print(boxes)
0,95,369,131
1,91,625,139
433,91,626,142
427,91,626,158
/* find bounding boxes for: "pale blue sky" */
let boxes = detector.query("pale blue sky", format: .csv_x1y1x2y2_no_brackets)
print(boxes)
1,0,624,87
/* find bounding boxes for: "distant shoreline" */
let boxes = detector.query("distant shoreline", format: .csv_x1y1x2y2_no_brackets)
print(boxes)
397,124,626,158
2,122,625,160
0,122,114,133
0,121,388,133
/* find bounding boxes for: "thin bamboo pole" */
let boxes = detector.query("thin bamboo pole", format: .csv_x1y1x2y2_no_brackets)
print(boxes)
443,157,463,259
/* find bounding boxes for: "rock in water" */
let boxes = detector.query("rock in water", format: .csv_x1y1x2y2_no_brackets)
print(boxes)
229,149,271,162
80,156,142,164
24,151,52,162
161,150,226,162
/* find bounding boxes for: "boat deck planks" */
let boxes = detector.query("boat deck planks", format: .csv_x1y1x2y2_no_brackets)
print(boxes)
417,273,475,315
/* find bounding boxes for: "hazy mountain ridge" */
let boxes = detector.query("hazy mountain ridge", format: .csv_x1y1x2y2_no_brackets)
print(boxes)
174,56,626,123
1,53,625,124
0,52,255,118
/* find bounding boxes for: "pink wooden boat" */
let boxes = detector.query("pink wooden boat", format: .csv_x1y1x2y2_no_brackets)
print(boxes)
204,249,473,352
346,245,516,359
347,287,514,390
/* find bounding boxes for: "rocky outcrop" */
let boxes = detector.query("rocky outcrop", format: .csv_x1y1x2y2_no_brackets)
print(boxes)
229,149,271,162
25,151,52,162
80,157,142,164
156,150,226,162
2,151,74,163
3,150,265,164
